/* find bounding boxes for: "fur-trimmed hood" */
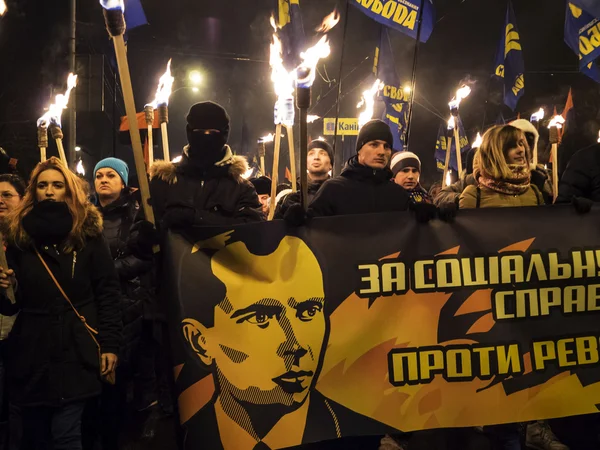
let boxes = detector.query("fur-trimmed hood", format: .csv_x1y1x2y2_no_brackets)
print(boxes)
149,145,249,185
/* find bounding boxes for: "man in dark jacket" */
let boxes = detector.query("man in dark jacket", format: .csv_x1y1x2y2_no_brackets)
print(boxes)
308,120,413,217
557,143,600,203
275,139,334,219
149,102,263,230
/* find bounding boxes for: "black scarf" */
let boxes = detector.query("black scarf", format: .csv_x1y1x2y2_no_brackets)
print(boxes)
22,201,73,246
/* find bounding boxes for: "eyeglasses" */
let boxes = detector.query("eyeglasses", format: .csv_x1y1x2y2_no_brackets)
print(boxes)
0,192,18,200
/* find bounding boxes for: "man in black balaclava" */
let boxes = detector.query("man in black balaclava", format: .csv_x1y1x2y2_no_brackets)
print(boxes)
149,101,263,229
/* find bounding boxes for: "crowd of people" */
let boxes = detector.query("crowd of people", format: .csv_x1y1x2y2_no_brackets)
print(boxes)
0,99,596,450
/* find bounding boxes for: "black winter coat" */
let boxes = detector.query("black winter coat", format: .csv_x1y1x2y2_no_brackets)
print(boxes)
308,156,411,217
557,144,600,203
98,192,153,366
274,176,329,219
149,146,263,228
0,207,122,407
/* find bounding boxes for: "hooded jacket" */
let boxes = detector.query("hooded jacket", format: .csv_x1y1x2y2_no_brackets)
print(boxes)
149,145,263,228
0,204,122,407
308,156,411,217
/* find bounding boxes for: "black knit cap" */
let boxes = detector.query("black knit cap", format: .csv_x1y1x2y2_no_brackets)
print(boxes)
356,119,394,153
249,176,272,196
308,139,334,166
186,101,230,141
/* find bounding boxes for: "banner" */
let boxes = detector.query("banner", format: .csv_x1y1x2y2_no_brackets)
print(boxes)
164,207,600,449
323,118,360,135
434,118,470,172
493,1,525,111
570,0,600,19
351,0,435,43
565,2,600,83
375,28,409,151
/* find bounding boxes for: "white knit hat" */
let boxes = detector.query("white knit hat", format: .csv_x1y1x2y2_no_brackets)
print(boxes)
391,151,421,176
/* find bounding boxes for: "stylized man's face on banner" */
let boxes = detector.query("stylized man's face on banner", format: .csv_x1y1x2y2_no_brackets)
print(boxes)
185,237,326,408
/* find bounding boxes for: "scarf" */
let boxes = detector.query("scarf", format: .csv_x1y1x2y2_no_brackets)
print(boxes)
478,164,531,196
22,200,73,246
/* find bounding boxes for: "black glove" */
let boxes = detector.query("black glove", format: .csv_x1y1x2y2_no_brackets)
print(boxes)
283,203,307,227
572,196,593,214
128,220,158,257
438,202,458,223
162,205,196,229
410,202,437,224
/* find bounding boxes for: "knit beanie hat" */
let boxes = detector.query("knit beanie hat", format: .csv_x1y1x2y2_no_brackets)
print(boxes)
94,157,129,186
186,101,230,144
250,176,272,196
391,151,421,176
308,139,334,167
356,120,394,153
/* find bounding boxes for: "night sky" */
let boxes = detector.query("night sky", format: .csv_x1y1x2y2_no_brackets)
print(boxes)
0,0,597,185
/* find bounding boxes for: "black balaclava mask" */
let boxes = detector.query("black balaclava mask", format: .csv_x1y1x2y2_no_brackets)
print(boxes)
185,101,231,167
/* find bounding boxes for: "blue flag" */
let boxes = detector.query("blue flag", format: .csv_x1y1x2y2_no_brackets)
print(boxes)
352,0,435,43
495,112,506,125
434,118,471,172
276,0,305,70
565,2,600,83
570,0,600,18
124,0,148,30
493,1,525,111
374,28,409,151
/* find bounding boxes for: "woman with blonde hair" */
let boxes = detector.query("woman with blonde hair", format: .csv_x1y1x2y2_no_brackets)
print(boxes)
0,157,121,450
459,125,543,209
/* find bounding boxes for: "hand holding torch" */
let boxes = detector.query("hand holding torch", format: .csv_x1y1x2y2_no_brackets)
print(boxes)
100,0,155,224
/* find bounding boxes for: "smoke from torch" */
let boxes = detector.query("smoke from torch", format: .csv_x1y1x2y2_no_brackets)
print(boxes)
448,85,472,112
357,79,384,128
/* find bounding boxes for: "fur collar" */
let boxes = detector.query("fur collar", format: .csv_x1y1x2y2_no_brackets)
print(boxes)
149,145,249,185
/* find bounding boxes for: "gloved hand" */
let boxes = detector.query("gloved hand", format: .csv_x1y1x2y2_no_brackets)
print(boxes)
128,220,158,257
410,202,437,224
438,202,458,223
162,205,196,229
283,203,307,227
572,196,593,214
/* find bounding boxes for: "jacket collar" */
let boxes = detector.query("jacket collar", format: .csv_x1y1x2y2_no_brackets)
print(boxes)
340,156,393,184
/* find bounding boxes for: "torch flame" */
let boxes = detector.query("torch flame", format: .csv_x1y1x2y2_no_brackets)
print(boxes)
357,79,384,128
548,115,566,129
472,132,483,148
530,107,545,122
316,9,340,33
597,130,600,143
447,115,456,131
448,84,472,111
307,115,321,123
0,1,7,16
37,73,78,128
242,167,255,180
296,35,331,89
99,0,124,12
446,170,452,187
172,155,183,163
270,21,296,125
147,59,175,108
259,133,276,143
76,160,85,176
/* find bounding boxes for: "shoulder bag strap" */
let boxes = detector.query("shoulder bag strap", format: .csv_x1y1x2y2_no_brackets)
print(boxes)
34,248,100,349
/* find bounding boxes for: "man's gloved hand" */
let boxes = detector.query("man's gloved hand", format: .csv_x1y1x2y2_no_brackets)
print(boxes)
283,203,307,227
128,220,158,257
572,196,593,214
410,202,437,224
162,204,196,229
438,202,458,223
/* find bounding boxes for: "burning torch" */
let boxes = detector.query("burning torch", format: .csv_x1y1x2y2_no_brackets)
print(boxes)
530,107,545,166
147,60,174,162
37,73,78,165
443,116,455,187
99,0,155,224
357,79,384,128
472,132,483,149
76,159,85,178
548,114,565,203
258,133,275,176
448,84,471,176
143,105,154,167
0,1,6,16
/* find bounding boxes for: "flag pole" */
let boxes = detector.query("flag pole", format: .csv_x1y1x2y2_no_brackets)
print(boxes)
404,5,424,149
332,0,350,176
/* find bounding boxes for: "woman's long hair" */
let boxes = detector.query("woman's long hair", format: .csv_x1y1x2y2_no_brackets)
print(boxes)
4,157,96,252
474,125,531,181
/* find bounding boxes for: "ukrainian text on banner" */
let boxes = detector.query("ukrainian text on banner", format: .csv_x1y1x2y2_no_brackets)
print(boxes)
352,0,435,43
164,207,600,449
